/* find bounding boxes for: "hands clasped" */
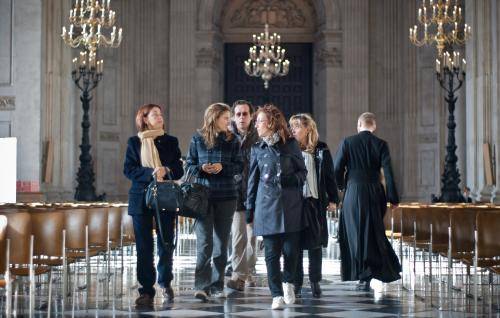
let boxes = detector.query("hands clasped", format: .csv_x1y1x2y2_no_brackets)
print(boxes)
153,166,170,182
202,163,222,174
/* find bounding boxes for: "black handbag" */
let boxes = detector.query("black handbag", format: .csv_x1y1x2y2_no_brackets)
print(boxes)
145,172,183,213
178,168,209,219
145,172,181,250
300,198,323,250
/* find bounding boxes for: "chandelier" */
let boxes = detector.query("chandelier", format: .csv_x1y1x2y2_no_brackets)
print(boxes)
244,23,290,89
409,0,471,57
61,0,123,57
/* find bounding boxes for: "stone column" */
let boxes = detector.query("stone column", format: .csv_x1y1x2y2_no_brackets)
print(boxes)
490,0,500,203
465,0,495,202
169,0,198,152
41,0,77,200
341,0,369,135
314,30,343,150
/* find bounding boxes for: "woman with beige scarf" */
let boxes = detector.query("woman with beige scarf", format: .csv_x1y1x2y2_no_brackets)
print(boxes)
124,104,184,307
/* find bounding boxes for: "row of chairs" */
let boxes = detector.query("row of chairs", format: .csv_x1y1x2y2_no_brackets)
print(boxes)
0,203,136,316
384,204,500,313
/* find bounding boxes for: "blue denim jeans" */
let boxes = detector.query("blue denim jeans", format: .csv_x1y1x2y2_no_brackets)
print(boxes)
132,209,175,297
263,231,301,297
194,199,236,292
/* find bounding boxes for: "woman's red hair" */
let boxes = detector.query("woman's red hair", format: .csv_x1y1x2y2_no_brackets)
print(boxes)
135,104,163,132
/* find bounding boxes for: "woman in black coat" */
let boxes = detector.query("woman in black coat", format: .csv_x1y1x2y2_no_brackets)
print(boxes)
289,113,339,298
123,104,183,306
246,104,307,310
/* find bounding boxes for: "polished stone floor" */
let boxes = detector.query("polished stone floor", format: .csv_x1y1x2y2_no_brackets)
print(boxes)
3,224,500,317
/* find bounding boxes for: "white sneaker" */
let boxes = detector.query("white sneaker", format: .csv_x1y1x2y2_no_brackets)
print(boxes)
282,282,295,304
271,296,285,309
212,290,226,298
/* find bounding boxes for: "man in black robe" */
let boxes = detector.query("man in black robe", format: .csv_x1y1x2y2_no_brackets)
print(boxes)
333,112,401,290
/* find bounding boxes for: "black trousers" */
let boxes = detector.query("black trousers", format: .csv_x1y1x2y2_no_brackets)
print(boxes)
262,231,300,297
294,247,322,287
132,209,175,297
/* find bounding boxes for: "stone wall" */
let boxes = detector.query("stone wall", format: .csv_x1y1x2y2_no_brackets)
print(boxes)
3,0,496,203
0,0,42,196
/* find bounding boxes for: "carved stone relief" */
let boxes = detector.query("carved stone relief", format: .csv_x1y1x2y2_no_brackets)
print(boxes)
0,96,15,110
196,47,221,69
229,0,308,28
315,47,342,68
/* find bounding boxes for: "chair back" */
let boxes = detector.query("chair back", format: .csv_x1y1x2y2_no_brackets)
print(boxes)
476,210,500,259
107,206,122,243
0,215,8,272
30,208,65,257
0,211,31,265
87,207,108,246
449,209,476,254
63,208,88,249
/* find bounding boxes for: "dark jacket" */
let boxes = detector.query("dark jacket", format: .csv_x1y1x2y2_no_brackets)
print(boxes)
246,138,307,236
334,131,399,204
123,134,184,215
313,141,340,246
230,121,259,211
185,131,243,200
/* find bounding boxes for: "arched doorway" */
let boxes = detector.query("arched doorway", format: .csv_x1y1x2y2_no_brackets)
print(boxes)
220,0,316,118
196,0,343,145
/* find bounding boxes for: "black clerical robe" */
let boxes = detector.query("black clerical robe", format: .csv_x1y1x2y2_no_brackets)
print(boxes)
333,130,401,283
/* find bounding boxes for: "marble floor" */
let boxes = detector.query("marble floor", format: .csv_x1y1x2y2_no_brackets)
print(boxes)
2,228,500,317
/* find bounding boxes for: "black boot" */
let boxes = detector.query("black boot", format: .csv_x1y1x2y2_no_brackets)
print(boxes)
311,282,322,298
356,279,372,291
294,285,302,299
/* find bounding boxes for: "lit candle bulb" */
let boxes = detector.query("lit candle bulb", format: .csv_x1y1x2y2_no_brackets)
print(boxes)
61,26,66,37
435,59,440,73
462,58,466,68
107,0,110,9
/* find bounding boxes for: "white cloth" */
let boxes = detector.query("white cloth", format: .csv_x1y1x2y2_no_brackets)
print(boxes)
302,151,318,199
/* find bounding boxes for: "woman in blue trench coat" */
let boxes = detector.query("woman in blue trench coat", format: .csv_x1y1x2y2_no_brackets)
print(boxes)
246,104,307,310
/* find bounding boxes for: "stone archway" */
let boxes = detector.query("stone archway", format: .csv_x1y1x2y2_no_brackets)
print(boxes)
195,0,344,146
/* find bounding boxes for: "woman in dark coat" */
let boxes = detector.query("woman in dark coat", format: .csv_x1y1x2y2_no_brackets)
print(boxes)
246,104,307,310
123,104,184,306
289,113,339,298
186,103,243,301
333,112,401,290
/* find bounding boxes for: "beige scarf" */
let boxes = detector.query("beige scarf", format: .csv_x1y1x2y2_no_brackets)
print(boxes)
138,129,164,168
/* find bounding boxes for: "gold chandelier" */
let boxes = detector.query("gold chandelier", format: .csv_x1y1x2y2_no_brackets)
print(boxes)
409,0,471,57
244,23,290,89
61,0,123,68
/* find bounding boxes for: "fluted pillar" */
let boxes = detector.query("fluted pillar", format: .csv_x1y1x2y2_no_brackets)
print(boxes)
169,0,198,152
341,0,369,135
465,0,496,202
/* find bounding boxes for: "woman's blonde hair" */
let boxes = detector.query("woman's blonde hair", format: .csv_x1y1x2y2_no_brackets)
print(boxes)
199,103,233,148
289,113,319,153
